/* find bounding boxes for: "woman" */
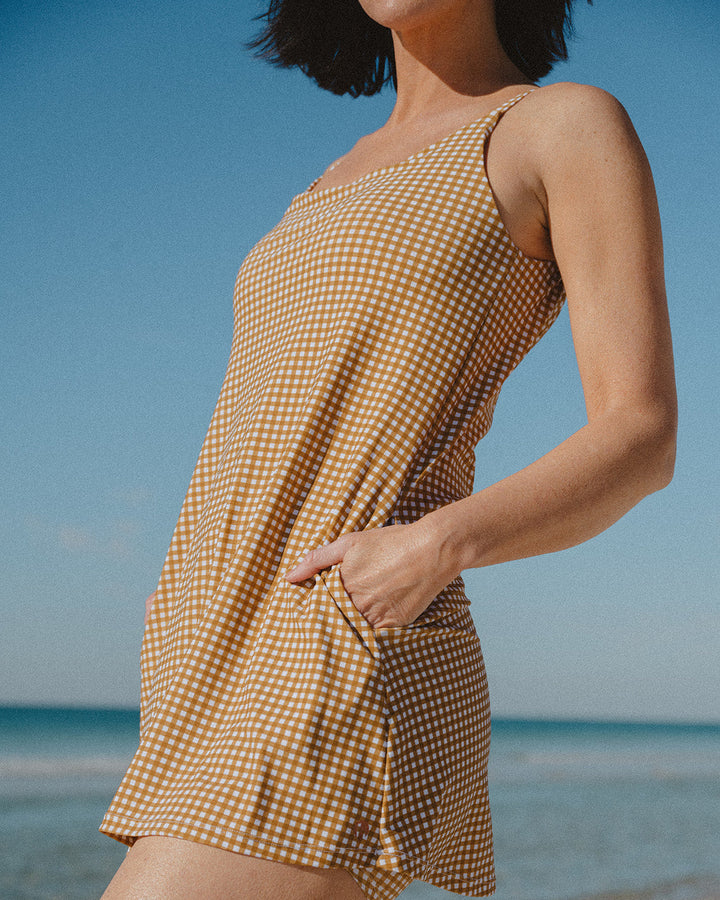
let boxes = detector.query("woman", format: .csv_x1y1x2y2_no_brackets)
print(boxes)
100,0,677,898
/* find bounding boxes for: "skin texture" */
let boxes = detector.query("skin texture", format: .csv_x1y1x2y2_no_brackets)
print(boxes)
130,0,677,894
101,837,366,899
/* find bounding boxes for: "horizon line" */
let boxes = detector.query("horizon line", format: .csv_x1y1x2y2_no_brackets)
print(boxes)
1,703,718,730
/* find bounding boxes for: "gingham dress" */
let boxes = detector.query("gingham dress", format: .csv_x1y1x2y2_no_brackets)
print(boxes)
101,90,564,899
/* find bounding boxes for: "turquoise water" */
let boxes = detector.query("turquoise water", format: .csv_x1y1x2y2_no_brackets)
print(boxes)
1,707,719,900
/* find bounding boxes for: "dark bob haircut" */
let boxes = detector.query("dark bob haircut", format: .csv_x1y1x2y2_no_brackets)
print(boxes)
249,0,592,98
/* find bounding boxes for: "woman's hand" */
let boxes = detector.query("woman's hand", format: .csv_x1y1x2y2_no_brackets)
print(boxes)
285,519,459,628
144,590,157,626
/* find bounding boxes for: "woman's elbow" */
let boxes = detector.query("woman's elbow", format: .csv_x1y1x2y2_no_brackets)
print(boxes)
642,401,678,493
652,427,676,491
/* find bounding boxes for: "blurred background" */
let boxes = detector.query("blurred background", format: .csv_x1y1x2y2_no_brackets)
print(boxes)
2,0,718,721
1,1,718,898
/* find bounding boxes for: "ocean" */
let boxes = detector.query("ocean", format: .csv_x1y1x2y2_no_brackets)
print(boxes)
1,707,718,900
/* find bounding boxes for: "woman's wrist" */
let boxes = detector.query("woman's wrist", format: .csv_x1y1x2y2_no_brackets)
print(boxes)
416,501,478,583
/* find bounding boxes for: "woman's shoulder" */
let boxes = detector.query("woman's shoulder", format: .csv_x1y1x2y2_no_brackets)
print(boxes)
515,81,637,151
501,81,646,185
486,81,650,259
526,81,629,117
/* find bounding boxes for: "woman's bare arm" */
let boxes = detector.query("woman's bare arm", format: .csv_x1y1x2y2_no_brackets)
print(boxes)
428,83,677,572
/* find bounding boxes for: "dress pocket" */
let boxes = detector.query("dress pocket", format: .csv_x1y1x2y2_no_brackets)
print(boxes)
319,563,379,660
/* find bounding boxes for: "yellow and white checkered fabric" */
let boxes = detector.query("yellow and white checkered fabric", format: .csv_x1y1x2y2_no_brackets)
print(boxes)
101,90,564,899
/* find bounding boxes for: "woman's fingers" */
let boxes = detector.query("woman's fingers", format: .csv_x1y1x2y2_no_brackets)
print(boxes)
285,541,342,583
144,590,157,625
284,536,351,582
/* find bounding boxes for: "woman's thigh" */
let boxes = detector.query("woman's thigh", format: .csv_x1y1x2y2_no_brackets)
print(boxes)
101,835,367,900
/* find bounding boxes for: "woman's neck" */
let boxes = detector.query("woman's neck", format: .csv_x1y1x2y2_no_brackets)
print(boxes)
388,8,530,126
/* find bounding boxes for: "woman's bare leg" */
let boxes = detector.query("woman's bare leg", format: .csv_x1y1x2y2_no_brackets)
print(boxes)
101,836,367,900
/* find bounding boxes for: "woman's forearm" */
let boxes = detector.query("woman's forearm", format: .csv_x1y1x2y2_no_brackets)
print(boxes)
423,403,677,580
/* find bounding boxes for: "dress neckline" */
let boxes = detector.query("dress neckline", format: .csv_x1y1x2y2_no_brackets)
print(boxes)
291,89,536,206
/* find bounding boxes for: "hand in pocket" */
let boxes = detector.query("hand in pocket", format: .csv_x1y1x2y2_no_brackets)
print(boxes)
285,519,458,628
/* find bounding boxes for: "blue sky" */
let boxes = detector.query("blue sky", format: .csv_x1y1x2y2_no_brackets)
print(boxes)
1,0,718,720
